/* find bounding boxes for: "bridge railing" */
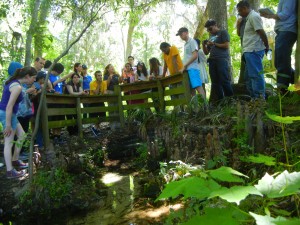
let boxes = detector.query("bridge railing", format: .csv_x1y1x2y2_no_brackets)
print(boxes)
41,72,191,147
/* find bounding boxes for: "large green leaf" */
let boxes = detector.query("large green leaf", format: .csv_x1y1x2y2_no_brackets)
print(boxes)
182,207,246,225
241,154,276,166
274,218,300,225
208,166,248,183
265,111,300,124
250,212,287,225
255,170,300,198
210,186,263,205
287,84,300,92
156,177,221,201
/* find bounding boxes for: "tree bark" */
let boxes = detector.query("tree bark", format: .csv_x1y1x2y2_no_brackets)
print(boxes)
125,21,135,59
193,4,208,39
25,0,41,66
207,0,228,30
248,0,260,11
34,0,51,58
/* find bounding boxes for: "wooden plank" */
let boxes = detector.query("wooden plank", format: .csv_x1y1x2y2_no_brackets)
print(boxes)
157,79,165,112
122,92,157,101
76,98,83,138
48,108,76,116
123,102,155,110
41,96,50,148
164,87,185,96
46,94,77,104
80,95,118,104
120,81,157,92
181,71,192,103
115,85,125,127
48,119,76,129
81,106,108,113
161,74,184,87
165,98,187,106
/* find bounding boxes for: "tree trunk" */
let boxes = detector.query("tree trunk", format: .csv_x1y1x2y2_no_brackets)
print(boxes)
34,0,51,58
248,0,260,11
207,0,228,30
193,5,208,39
25,0,41,66
125,22,135,60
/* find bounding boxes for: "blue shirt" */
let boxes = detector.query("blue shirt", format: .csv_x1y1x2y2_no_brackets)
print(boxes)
49,74,63,94
275,0,297,34
82,74,92,90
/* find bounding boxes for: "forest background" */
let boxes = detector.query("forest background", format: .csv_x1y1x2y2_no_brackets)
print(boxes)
0,0,285,87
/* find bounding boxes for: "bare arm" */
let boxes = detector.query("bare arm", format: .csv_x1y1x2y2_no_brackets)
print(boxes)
236,18,243,36
202,42,210,55
209,41,229,49
162,61,168,77
4,84,22,137
256,29,269,50
181,51,198,72
172,56,179,74
66,85,84,95
53,73,73,87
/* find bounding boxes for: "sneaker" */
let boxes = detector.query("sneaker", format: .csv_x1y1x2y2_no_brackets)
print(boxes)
0,162,4,168
91,127,100,137
6,168,26,179
12,160,28,169
19,152,29,161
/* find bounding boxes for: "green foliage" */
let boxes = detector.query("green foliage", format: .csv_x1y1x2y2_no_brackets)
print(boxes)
255,170,300,198
182,207,248,225
157,163,300,224
208,166,248,183
34,168,74,204
241,154,276,166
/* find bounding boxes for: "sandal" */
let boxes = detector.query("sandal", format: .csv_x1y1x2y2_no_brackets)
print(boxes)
6,169,26,179
12,160,28,169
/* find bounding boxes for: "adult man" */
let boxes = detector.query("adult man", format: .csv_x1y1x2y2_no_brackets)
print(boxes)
176,27,205,99
160,42,183,77
203,19,234,102
260,0,297,89
34,57,45,72
237,1,269,99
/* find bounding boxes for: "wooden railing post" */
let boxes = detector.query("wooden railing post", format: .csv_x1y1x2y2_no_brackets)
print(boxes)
182,72,192,104
76,97,83,138
157,79,165,113
41,95,50,149
114,85,125,127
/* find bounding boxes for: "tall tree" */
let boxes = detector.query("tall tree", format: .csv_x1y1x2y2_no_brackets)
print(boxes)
207,0,228,30
122,0,163,61
24,0,41,66
33,0,52,57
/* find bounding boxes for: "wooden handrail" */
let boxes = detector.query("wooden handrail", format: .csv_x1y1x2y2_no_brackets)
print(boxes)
41,72,191,148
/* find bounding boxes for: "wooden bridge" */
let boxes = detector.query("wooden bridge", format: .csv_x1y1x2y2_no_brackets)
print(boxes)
40,73,192,148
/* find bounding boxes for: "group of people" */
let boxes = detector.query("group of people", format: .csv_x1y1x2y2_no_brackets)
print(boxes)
0,0,297,179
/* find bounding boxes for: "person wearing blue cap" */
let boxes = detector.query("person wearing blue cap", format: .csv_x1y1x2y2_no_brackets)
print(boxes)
8,61,23,77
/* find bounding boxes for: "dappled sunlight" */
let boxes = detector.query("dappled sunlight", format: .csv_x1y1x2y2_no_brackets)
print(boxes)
125,203,183,222
101,172,123,185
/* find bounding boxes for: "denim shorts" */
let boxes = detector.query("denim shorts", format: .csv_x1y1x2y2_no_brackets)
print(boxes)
187,69,202,89
0,110,19,130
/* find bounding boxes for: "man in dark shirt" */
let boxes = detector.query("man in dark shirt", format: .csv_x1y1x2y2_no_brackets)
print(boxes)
202,19,233,102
